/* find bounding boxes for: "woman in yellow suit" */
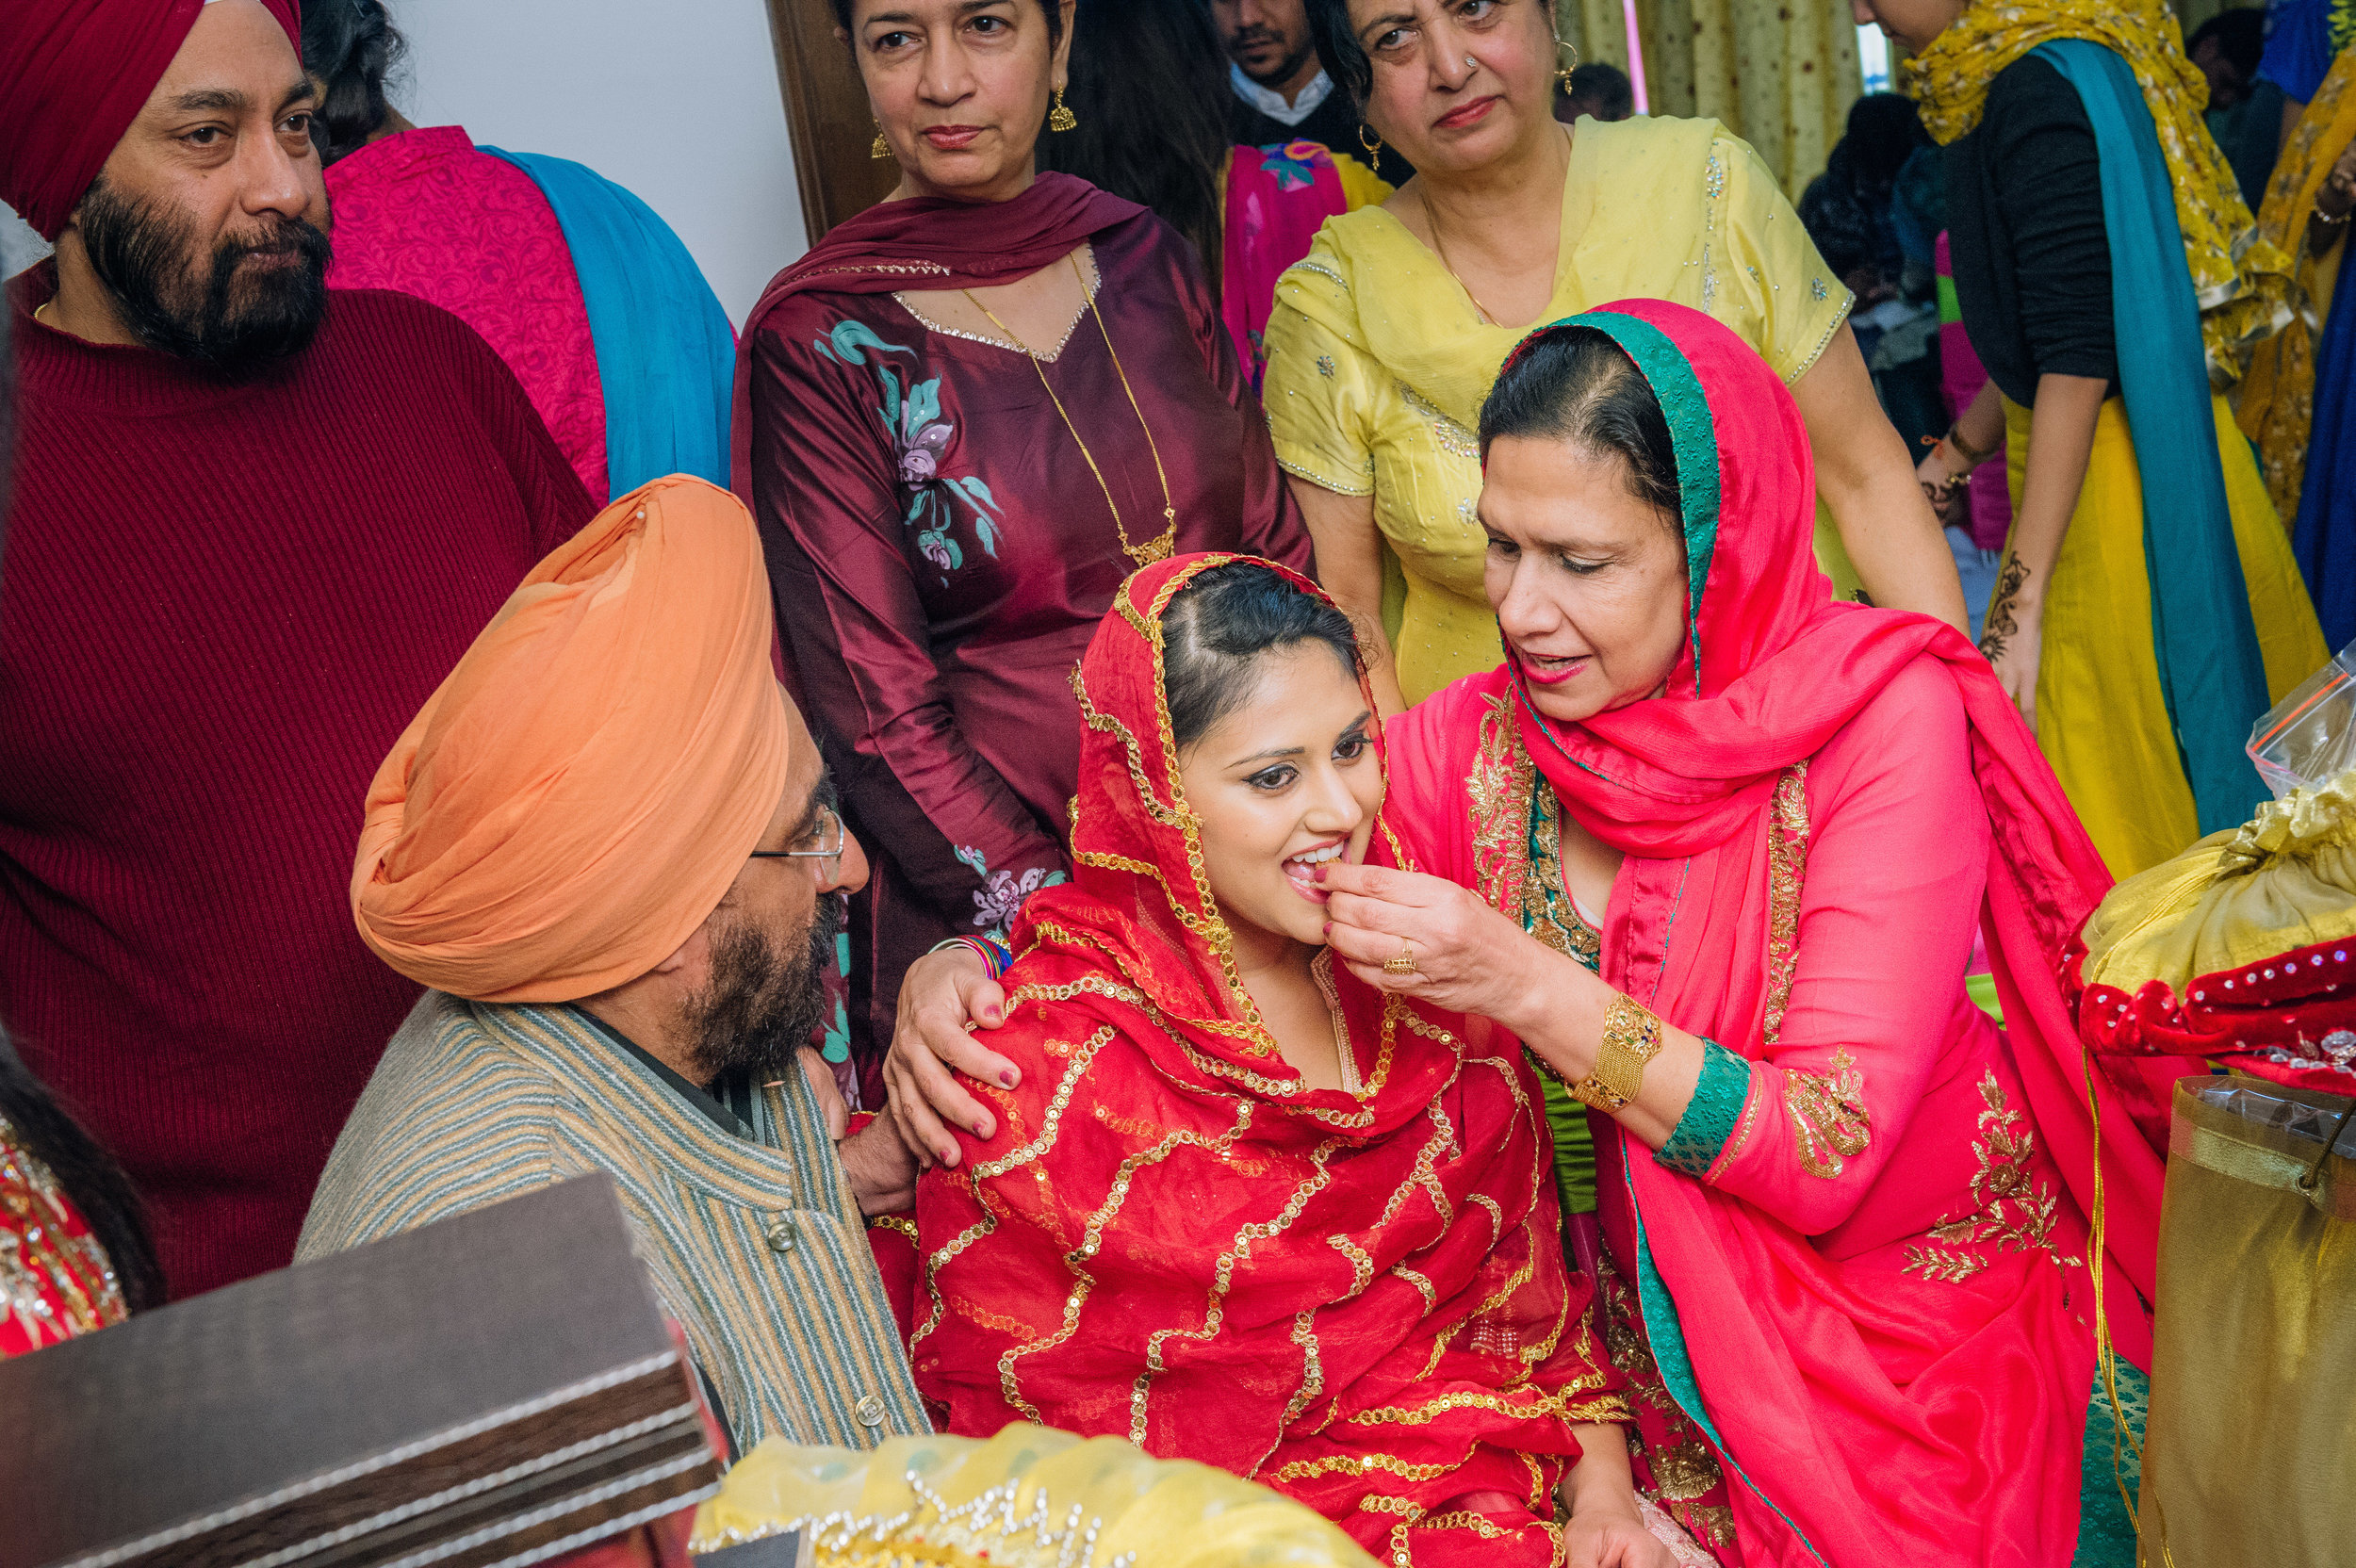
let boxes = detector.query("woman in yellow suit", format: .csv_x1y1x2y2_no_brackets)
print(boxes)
1884,0,2328,880
1263,0,1966,712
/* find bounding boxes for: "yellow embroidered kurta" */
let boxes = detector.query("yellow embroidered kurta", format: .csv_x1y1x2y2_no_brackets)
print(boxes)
1262,116,1852,705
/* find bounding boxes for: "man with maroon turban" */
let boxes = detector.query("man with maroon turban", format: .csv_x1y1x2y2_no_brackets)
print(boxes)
0,0,596,1298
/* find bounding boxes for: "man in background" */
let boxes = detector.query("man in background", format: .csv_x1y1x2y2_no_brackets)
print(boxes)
1212,0,1413,185
0,0,594,1298
2189,8,2283,204
1555,61,1635,123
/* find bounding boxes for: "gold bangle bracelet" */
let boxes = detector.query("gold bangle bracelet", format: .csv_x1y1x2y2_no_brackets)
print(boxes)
1567,995,1663,1113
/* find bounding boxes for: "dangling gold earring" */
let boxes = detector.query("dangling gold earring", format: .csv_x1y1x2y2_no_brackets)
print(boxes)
1049,88,1078,132
1359,122,1383,156
870,120,891,159
1556,35,1580,92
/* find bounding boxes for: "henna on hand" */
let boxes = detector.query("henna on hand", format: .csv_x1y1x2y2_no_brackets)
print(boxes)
1979,553,2031,664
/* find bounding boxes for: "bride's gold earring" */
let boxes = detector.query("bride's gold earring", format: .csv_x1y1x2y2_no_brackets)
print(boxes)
870,120,891,159
1049,88,1078,132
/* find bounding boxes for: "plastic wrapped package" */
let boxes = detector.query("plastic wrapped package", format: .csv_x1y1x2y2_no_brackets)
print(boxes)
2249,640,2356,799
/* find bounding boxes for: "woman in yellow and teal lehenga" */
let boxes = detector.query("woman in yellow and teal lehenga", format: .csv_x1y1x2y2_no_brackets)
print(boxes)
1880,0,2329,883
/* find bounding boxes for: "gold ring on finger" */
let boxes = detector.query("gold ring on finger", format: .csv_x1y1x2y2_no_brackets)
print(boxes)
1381,942,1419,977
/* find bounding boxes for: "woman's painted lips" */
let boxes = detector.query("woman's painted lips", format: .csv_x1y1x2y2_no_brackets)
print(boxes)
923,125,985,150
1520,651,1591,686
1284,840,1348,900
1434,95,1502,131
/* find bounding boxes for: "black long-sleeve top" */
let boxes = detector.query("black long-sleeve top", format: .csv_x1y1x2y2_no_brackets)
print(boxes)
1944,55,2121,407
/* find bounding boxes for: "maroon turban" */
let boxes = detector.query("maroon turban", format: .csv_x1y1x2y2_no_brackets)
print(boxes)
0,0,302,241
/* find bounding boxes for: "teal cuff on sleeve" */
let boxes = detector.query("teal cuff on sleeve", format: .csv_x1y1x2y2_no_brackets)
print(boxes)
1654,1038,1752,1179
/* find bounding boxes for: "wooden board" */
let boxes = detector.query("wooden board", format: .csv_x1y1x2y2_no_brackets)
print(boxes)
1,1175,721,1568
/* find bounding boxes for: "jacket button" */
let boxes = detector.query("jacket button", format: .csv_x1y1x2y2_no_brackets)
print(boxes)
765,1217,797,1252
856,1394,886,1428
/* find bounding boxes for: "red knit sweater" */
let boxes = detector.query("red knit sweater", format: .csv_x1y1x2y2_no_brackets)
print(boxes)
0,269,595,1298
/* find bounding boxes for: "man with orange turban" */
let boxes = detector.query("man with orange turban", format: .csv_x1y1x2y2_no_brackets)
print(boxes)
299,477,928,1459
0,0,597,1299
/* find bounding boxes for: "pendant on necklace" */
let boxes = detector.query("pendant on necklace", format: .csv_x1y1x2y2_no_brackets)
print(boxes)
1124,531,1175,567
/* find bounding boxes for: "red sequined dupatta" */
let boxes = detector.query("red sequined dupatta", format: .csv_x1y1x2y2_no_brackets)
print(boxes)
911,554,1627,1565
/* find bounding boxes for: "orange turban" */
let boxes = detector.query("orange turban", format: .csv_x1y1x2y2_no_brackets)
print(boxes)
353,476,793,1004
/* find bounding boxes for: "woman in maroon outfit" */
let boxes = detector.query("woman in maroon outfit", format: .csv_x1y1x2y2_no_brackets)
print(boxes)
734,0,1311,1071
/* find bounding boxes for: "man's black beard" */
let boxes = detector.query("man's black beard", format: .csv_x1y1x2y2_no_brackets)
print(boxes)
679,892,842,1086
1231,29,1318,92
75,175,332,374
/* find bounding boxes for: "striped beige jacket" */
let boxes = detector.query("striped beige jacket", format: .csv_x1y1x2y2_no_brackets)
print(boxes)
298,992,927,1454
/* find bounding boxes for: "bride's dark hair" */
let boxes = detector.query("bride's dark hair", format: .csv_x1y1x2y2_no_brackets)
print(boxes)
1479,324,1683,525
1163,563,1362,753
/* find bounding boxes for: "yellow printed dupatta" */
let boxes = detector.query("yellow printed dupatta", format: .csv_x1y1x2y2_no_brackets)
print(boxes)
1903,0,2293,382
2239,46,2356,521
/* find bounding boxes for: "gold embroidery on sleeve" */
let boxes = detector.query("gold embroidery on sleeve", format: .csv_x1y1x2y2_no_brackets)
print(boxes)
1762,762,1809,1046
1902,1071,2083,1283
1784,1046,1870,1179
1465,692,1537,915
1398,382,1481,460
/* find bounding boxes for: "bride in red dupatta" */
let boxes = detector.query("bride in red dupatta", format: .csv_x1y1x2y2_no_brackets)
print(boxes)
912,556,1687,1567
1319,302,2191,1567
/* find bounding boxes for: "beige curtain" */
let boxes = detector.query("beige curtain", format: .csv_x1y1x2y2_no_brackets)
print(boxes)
1623,0,1863,198
1553,0,1637,79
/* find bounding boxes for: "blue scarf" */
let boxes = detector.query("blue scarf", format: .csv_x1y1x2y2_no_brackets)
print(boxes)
480,147,735,495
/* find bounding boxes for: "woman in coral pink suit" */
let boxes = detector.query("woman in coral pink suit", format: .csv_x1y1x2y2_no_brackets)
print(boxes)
1318,301,2184,1566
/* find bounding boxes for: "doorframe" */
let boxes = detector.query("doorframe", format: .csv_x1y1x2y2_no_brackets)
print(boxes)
762,0,900,243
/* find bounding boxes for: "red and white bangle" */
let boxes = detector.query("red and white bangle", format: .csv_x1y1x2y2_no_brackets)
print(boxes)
928,935,1012,981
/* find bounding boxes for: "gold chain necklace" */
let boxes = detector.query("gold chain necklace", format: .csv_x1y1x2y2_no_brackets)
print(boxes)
1419,192,1501,326
963,253,1176,569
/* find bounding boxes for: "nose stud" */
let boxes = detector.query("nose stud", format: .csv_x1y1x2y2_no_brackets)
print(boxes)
1464,54,1477,69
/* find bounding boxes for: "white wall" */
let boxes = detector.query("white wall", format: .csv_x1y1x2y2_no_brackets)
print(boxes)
2,209,49,278
5,3,807,323
389,0,807,326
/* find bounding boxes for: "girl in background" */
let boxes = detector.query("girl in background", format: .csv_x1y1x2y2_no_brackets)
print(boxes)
1888,0,2328,879
1039,0,1392,386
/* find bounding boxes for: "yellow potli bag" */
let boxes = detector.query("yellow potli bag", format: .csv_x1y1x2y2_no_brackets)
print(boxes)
691,1426,1377,1568
2068,711,2356,1565
2137,1077,2356,1568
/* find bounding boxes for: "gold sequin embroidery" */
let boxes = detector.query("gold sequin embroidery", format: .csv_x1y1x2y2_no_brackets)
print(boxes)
1761,762,1808,1046
1902,1071,2082,1283
1784,1046,1870,1179
0,1114,123,1346
1464,692,1535,914
1398,383,1480,461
